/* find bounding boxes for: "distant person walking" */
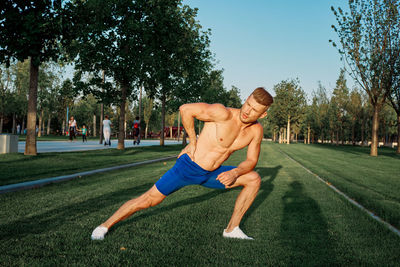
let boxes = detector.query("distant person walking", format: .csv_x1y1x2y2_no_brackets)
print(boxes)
133,116,140,145
69,116,77,142
81,124,88,142
103,115,112,146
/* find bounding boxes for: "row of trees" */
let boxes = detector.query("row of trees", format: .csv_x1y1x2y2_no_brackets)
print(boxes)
328,0,400,156
263,71,399,154
0,0,232,155
0,59,242,141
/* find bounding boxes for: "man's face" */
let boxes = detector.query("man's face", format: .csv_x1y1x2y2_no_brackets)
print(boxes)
239,95,269,123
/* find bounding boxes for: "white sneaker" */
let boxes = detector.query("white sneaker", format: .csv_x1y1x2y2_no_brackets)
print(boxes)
223,226,254,240
91,226,108,240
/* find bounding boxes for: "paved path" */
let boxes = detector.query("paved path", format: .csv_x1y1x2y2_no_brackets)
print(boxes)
18,139,181,153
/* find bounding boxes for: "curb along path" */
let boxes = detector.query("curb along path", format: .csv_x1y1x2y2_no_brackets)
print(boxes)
276,147,400,238
0,155,177,194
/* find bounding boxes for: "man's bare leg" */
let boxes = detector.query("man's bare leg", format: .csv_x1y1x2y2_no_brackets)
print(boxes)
91,185,166,240
223,171,261,239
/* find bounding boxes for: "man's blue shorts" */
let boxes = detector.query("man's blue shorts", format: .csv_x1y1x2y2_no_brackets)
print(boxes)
155,154,236,196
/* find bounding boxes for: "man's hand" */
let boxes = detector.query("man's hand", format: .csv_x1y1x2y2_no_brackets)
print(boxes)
217,169,239,187
178,141,197,160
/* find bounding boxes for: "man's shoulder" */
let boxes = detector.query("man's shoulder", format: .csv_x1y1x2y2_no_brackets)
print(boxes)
249,121,264,137
209,103,232,121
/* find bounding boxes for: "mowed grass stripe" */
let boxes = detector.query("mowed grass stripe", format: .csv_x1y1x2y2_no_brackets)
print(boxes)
276,145,400,238
0,142,399,265
0,144,182,186
275,142,400,230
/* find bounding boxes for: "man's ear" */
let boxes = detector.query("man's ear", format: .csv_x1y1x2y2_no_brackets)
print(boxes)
259,111,268,119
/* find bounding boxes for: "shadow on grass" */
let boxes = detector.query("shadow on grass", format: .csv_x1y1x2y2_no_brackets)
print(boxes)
280,181,336,265
241,165,282,225
1,165,283,240
0,182,154,239
117,189,230,230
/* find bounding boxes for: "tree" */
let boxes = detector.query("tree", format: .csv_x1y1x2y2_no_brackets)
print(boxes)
142,1,212,146
0,64,12,133
225,85,243,108
312,82,330,143
270,79,306,144
70,0,144,150
388,33,400,153
348,89,362,145
57,79,77,135
331,0,400,156
166,112,177,138
0,0,73,155
331,69,350,145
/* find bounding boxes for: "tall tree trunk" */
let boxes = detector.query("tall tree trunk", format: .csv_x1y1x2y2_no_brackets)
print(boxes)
396,113,400,154
47,114,51,135
335,130,339,146
370,105,380,156
100,70,105,144
382,118,387,145
286,116,290,144
182,131,187,146
11,113,16,134
352,119,355,146
41,113,45,135
117,84,127,150
100,103,103,143
124,119,127,138
21,118,25,135
93,113,96,137
139,86,142,122
340,123,344,145
0,114,3,133
38,110,43,137
62,120,65,135
361,114,365,146
160,93,165,146
25,58,39,155
145,124,148,139
198,121,201,136
170,125,173,139
307,126,310,144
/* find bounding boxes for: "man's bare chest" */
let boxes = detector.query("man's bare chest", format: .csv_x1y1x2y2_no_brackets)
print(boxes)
213,122,252,150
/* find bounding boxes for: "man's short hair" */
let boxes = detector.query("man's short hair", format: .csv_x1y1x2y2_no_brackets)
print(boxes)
251,87,273,107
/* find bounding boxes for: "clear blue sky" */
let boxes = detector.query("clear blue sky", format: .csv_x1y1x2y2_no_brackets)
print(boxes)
184,0,351,100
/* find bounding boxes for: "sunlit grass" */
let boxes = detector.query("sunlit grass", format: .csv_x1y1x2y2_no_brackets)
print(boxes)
0,142,399,265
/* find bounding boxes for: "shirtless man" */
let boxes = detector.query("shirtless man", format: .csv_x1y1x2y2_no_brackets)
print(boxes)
91,87,273,240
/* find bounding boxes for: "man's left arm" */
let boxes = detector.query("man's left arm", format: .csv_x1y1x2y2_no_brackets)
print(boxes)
217,124,263,186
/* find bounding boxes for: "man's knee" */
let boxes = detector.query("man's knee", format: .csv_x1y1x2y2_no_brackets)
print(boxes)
245,171,261,188
137,187,165,208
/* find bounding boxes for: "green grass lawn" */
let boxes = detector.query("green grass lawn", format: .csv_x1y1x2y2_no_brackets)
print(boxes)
275,142,400,230
0,142,399,265
0,145,182,186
